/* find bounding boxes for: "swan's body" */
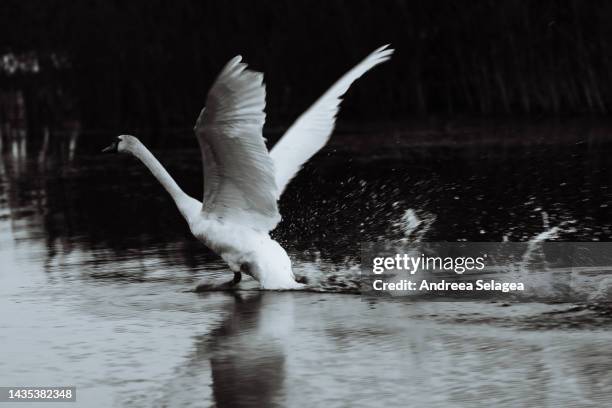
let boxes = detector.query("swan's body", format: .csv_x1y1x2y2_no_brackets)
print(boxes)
191,216,297,289
105,45,393,289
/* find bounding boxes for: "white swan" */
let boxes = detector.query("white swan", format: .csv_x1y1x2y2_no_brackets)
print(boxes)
103,45,393,289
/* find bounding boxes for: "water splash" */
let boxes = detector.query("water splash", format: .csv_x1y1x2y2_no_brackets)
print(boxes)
521,216,577,267
394,208,437,243
289,254,361,293
290,206,591,299
589,277,612,303
289,207,439,293
502,214,579,300
541,211,550,229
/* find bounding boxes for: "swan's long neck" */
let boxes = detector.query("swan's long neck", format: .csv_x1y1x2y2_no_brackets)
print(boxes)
129,141,200,220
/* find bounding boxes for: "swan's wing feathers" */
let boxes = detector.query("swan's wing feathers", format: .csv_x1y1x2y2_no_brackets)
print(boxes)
195,56,280,231
270,44,393,198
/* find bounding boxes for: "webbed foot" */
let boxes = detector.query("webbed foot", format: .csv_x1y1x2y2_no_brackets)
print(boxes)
195,272,242,292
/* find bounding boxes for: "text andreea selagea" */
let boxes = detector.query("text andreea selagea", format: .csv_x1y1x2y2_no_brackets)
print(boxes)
372,279,525,293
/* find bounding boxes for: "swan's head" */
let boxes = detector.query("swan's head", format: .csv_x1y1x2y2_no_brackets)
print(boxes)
102,135,139,154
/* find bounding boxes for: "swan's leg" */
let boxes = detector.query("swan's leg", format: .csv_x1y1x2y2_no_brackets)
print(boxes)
194,269,242,292
231,271,242,285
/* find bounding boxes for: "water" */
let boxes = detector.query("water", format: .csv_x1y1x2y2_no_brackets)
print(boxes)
1,124,611,407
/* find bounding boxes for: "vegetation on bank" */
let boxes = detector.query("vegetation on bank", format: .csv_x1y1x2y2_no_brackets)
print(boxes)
2,0,612,130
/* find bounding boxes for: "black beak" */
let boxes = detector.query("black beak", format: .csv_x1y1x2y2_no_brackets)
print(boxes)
102,140,119,153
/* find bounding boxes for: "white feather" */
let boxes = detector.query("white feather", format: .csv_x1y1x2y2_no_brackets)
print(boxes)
270,45,394,198
194,56,280,231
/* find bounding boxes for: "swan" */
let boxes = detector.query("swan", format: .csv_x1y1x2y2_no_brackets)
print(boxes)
103,45,393,289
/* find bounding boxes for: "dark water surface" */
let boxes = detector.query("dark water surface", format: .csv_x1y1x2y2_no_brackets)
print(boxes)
1,124,611,407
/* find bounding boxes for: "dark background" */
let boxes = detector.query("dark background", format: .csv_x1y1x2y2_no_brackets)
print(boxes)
2,0,612,132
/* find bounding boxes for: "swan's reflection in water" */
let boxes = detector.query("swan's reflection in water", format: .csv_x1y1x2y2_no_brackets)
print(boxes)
148,291,290,407
207,293,287,406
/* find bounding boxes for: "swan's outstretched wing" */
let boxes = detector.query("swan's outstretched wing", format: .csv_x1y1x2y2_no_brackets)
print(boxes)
194,56,280,231
270,45,393,198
